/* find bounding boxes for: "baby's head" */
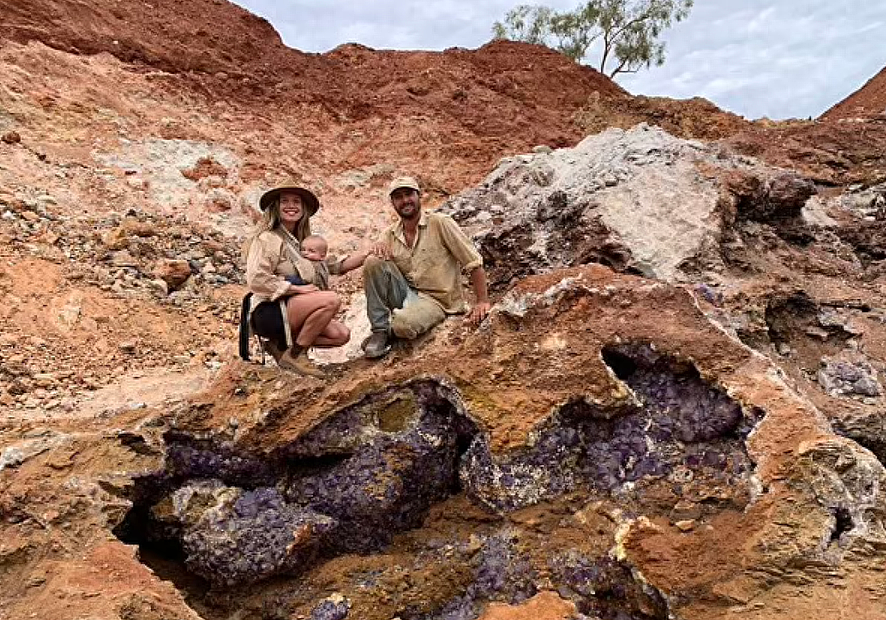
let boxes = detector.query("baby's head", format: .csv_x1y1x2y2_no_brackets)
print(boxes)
300,234,328,261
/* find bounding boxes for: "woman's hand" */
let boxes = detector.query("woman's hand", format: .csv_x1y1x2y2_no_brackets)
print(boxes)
288,283,319,295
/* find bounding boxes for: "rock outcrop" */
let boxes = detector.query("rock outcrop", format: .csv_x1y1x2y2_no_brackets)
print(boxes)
5,266,886,619
446,124,814,285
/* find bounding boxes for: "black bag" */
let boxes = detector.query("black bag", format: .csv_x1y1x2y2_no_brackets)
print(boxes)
238,292,253,361
238,275,304,362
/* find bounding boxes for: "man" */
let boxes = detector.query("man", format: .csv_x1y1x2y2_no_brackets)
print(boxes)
362,176,491,358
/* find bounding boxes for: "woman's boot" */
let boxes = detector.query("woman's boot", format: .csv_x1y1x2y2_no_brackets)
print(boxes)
276,345,324,378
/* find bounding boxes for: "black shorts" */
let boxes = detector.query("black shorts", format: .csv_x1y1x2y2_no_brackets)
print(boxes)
251,300,287,350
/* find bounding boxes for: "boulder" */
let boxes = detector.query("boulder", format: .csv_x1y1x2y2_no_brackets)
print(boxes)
446,124,815,286
173,483,336,586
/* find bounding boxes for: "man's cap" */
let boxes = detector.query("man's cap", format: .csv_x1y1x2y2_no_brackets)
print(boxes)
388,176,421,196
259,180,320,215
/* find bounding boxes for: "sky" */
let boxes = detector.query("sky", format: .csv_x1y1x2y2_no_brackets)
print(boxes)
229,0,885,120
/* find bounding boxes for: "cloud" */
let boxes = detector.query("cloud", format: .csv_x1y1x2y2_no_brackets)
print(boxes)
231,0,886,119
618,0,886,118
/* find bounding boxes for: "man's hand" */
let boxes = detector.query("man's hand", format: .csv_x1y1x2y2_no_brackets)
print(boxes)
467,267,491,326
467,301,491,326
368,242,392,260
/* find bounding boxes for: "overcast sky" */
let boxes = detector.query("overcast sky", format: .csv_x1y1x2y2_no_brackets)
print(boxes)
230,0,885,120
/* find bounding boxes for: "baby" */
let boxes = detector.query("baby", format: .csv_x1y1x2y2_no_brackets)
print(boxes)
286,234,330,290
299,234,328,262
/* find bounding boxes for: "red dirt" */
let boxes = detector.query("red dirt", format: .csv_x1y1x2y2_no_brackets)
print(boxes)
0,0,623,144
5,0,879,196
724,118,886,186
822,65,886,121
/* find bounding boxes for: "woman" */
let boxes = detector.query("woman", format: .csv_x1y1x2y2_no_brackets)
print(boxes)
243,181,368,376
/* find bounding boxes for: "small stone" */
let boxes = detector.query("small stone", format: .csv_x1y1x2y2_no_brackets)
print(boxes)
103,228,130,250
310,593,350,620
119,341,137,353
805,327,830,340
1,131,21,144
27,574,46,587
155,259,192,290
532,144,553,154
675,519,696,532
670,500,702,521
121,219,157,237
21,211,40,222
110,250,138,267
148,278,169,295
33,373,56,387
203,239,226,253
0,447,25,470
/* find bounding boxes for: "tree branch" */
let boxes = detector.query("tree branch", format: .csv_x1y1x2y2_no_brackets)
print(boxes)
610,57,631,77
611,66,640,77
609,9,654,44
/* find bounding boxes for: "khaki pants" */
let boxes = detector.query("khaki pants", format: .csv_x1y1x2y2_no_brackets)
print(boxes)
363,256,446,339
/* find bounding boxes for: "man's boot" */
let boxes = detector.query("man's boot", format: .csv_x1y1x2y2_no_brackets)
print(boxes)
363,330,391,359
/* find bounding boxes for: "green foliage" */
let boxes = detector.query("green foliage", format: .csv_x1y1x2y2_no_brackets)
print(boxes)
492,5,554,45
492,0,693,78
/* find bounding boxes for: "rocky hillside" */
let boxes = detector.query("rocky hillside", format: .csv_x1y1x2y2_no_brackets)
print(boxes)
0,0,757,413
822,65,886,120
1,0,290,75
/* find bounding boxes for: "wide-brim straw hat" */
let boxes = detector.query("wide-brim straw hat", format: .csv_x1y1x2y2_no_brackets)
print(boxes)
259,181,320,215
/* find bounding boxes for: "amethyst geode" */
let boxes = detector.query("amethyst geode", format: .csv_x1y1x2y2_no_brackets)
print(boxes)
118,348,758,592
460,344,758,512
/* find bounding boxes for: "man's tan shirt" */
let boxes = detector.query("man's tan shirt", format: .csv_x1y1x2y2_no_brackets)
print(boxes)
382,212,483,314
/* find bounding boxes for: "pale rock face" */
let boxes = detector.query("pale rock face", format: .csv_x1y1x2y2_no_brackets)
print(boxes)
797,437,886,554
446,124,814,286
91,138,252,236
